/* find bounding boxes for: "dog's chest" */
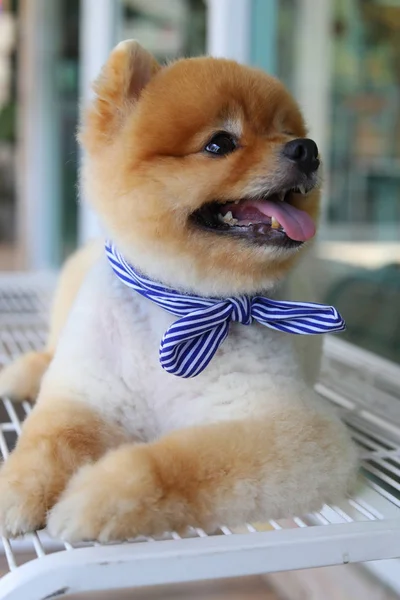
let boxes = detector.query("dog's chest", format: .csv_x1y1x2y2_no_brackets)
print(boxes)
56,258,301,440
96,262,300,431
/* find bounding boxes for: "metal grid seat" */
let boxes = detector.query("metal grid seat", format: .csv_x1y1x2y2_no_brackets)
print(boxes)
0,273,399,600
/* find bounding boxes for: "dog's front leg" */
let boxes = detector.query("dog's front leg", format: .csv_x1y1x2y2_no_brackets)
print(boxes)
48,408,356,542
0,390,126,537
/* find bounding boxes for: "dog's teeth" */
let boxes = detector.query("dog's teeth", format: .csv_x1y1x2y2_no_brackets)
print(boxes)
234,199,240,204
218,211,238,225
271,216,281,229
298,185,306,195
278,191,285,202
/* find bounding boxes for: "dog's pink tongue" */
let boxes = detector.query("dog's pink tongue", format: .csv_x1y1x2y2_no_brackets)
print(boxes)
236,199,316,242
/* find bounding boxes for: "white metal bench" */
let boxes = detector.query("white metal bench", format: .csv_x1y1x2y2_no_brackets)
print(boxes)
0,273,399,600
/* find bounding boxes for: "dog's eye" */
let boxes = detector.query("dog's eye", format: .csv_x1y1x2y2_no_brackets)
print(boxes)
205,133,236,156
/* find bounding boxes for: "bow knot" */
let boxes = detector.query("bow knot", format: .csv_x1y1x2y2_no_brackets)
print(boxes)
106,242,346,379
229,297,253,325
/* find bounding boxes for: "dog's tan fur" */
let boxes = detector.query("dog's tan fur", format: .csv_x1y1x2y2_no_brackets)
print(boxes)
0,396,126,535
81,43,320,296
48,409,350,541
0,41,357,541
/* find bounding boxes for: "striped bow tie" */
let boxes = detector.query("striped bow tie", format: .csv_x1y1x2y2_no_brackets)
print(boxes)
106,242,345,378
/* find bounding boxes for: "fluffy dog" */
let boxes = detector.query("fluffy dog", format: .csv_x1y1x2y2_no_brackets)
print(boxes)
0,41,357,542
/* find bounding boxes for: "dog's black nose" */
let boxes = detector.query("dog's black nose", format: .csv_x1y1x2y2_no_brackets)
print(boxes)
282,138,320,174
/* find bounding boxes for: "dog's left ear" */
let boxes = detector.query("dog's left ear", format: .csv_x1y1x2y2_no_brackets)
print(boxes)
80,40,161,151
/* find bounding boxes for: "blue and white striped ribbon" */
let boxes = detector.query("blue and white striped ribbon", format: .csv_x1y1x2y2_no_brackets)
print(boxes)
106,241,345,378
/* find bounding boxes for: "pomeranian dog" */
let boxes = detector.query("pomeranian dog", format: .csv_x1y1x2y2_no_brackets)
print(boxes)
0,41,357,542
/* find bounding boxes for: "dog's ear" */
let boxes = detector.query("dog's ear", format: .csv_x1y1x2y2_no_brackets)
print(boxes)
80,40,161,150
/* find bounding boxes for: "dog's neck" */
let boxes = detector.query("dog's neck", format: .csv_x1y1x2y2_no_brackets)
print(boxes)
105,241,345,378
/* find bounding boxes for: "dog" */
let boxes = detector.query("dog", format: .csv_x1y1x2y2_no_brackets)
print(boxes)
0,40,357,542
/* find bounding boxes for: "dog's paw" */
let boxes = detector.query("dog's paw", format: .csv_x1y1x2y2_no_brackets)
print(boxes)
47,446,167,542
0,435,72,537
0,466,48,536
0,351,52,402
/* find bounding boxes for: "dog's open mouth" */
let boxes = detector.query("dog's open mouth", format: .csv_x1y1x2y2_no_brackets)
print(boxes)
191,188,316,246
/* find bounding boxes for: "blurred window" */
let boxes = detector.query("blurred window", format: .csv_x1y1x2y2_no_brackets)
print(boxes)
58,0,80,260
278,0,400,364
120,0,206,61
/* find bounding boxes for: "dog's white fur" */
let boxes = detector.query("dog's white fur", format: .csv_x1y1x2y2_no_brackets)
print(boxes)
45,257,324,437
42,256,354,539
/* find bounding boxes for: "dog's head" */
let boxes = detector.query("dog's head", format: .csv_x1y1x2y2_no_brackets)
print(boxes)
80,40,321,296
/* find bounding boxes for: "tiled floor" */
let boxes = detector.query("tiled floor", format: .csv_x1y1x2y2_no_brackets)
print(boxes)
66,578,280,600
268,566,400,600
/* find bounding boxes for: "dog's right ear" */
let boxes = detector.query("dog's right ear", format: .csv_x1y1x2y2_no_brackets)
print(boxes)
80,40,161,151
